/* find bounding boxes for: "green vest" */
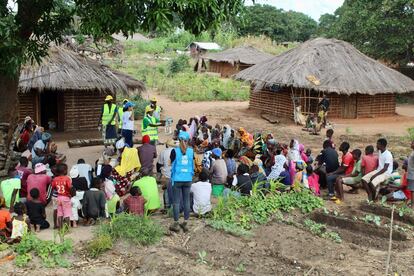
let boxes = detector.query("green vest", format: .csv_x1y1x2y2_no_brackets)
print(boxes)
102,103,116,126
118,106,124,128
141,116,158,141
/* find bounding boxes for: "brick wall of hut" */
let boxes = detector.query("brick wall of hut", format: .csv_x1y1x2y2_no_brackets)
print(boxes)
249,88,396,119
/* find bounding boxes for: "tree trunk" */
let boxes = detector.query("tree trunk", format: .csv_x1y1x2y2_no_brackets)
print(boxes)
0,74,19,175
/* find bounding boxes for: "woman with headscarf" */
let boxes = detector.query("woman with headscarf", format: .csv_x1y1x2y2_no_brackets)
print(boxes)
28,126,43,152
222,125,232,150
287,139,302,186
299,144,308,163
236,127,254,157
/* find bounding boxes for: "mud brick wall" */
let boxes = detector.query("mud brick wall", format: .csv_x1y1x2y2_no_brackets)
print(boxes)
356,94,396,117
18,91,37,123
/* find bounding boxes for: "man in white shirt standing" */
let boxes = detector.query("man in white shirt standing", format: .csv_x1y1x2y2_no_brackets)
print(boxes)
362,138,393,201
121,102,135,148
190,169,212,215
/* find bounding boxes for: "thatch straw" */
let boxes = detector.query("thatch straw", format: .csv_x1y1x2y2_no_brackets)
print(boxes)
204,46,273,66
19,46,145,95
235,38,414,95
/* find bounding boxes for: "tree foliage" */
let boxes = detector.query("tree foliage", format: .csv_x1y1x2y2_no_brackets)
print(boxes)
317,0,414,64
0,0,246,76
236,4,317,42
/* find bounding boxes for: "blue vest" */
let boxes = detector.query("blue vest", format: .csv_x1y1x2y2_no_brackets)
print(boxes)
172,147,194,183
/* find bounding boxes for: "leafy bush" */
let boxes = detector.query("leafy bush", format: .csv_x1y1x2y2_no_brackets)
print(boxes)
14,233,73,267
168,54,190,75
130,95,150,119
408,127,414,141
86,234,113,258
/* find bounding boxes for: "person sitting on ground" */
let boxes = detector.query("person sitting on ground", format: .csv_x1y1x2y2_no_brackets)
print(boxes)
70,187,81,228
190,169,212,215
361,138,394,201
250,162,268,193
325,129,335,149
82,178,106,225
31,132,52,167
133,167,161,213
306,148,313,165
315,140,339,189
230,164,253,196
326,142,354,199
1,168,21,208
25,188,49,232
16,123,33,152
138,135,157,173
209,148,228,197
52,163,72,229
407,140,414,208
70,166,88,192
382,160,411,202
334,149,362,202
0,197,12,238
306,166,320,196
225,149,237,186
387,161,402,186
268,148,290,183
103,178,120,217
16,157,32,201
8,189,30,243
361,145,378,176
122,186,146,216
74,159,93,188
299,144,308,163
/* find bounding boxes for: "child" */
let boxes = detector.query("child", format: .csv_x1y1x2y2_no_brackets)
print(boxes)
361,145,378,176
306,166,320,196
387,161,401,187
25,188,49,232
104,179,120,217
335,149,363,202
0,197,12,238
190,169,212,215
51,163,72,229
70,187,81,228
122,186,146,216
383,160,411,202
0,168,21,208
306,148,314,165
8,190,30,243
325,129,335,149
82,178,106,225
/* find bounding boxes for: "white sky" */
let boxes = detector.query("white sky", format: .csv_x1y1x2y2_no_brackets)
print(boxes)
250,0,344,21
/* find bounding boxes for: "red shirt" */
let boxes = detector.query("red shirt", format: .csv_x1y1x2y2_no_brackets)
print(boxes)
342,152,355,175
123,195,145,216
20,130,31,145
0,209,11,230
16,165,33,198
401,173,412,200
27,174,52,205
52,176,72,197
361,154,378,175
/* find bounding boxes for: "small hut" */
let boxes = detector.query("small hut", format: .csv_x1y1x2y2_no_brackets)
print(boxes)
18,46,145,131
203,46,273,77
188,42,221,58
235,38,414,119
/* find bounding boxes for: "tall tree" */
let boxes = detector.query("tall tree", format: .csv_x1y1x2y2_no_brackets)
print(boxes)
0,0,245,166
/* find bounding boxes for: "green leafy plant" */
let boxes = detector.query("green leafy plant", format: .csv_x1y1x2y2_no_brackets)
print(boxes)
168,54,190,75
236,262,246,273
197,250,208,264
303,219,342,243
362,214,382,226
86,234,113,258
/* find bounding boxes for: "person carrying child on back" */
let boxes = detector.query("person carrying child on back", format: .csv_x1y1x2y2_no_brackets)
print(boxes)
361,138,393,201
334,149,362,203
52,164,72,229
26,188,50,232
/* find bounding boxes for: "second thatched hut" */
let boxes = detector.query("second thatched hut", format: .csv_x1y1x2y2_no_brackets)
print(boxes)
204,46,273,77
235,38,414,119
18,46,145,131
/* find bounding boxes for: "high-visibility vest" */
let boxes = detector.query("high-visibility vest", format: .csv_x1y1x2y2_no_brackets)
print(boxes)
118,106,124,128
102,103,117,126
141,116,158,141
145,105,162,120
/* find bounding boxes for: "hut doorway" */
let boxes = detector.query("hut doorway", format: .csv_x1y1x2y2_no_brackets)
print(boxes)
40,91,64,131
341,95,357,119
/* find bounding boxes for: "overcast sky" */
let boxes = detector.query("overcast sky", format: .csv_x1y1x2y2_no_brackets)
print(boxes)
251,0,344,21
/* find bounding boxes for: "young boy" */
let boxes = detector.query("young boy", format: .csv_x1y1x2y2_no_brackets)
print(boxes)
51,164,72,229
0,168,21,208
70,187,81,228
25,188,49,232
335,149,362,202
361,145,378,176
362,138,393,201
122,186,146,216
82,178,106,225
406,141,414,208
383,160,411,202
190,169,212,215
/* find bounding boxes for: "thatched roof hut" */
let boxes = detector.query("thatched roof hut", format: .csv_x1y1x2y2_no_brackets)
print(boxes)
18,46,145,131
235,38,414,119
203,46,273,77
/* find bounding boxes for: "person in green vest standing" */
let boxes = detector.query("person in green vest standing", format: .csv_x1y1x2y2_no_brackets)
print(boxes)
117,98,129,134
142,106,163,145
99,95,118,146
145,97,162,121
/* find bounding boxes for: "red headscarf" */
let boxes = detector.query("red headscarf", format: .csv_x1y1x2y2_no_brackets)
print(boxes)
142,135,150,144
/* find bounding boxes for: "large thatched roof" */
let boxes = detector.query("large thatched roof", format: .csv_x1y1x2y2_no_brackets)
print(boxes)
235,38,414,95
204,46,273,65
19,46,145,95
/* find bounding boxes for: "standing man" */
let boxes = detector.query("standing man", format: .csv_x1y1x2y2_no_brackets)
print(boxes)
318,95,330,127
99,95,118,146
142,107,163,145
145,97,162,121
118,98,129,134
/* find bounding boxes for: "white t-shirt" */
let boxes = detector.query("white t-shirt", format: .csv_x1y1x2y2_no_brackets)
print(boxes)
31,140,46,159
122,111,134,131
75,163,92,188
378,149,393,175
191,181,212,215
158,148,173,178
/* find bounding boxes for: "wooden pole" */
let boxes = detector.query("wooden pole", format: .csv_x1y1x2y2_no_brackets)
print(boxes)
385,205,395,276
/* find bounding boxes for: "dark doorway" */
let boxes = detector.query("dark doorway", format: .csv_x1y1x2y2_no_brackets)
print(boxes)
40,91,63,131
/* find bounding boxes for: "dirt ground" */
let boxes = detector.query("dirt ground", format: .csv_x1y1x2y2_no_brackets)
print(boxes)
2,94,414,275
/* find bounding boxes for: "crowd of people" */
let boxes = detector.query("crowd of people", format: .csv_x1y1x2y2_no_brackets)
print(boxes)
1,94,414,240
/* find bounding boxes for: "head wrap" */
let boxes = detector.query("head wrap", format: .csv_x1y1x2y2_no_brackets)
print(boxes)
142,135,150,144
